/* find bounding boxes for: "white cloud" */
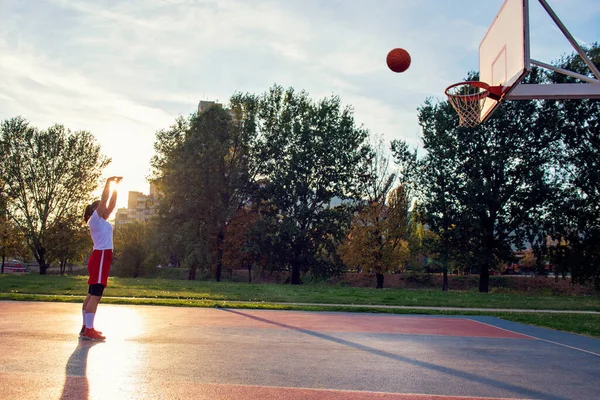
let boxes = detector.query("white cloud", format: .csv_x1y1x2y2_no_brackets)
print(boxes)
1,0,598,205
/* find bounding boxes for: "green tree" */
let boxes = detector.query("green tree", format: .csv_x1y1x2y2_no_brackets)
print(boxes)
413,69,560,292
150,105,253,281
113,221,152,278
542,43,600,288
0,190,29,273
232,85,372,284
392,131,460,291
339,185,412,288
0,117,109,274
45,217,91,274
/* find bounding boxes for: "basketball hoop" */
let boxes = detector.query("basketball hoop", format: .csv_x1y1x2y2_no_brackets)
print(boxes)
445,81,503,128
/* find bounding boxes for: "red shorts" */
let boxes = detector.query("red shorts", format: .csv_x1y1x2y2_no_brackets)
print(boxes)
87,249,113,287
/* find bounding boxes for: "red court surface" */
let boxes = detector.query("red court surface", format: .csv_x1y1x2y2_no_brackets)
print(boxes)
194,309,531,338
1,301,598,400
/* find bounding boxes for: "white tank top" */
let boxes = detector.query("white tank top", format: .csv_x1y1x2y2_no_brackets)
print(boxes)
89,210,113,250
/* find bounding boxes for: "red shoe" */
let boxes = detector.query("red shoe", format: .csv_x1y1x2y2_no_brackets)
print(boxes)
79,325,102,337
82,328,106,341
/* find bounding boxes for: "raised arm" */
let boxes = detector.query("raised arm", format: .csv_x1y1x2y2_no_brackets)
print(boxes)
105,187,119,217
96,176,122,220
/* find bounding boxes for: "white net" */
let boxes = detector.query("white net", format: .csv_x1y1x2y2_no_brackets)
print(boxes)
445,83,490,128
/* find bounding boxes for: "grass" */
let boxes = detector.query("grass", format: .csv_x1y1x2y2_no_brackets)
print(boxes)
1,274,599,338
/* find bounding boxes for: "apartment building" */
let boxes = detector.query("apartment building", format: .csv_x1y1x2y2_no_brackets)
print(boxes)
114,183,157,228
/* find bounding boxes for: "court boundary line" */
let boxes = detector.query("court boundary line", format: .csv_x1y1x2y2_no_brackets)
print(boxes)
176,382,533,400
468,318,600,358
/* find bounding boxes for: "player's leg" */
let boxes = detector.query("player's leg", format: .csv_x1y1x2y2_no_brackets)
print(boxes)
82,285,106,341
82,249,110,340
80,294,92,337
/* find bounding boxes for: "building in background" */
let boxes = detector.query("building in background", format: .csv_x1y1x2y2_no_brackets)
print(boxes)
115,183,157,228
198,100,236,119
198,100,221,112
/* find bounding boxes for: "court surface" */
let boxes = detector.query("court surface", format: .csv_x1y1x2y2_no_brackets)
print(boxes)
0,301,599,400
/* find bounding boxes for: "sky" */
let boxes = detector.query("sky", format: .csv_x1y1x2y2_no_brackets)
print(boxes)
1,0,599,209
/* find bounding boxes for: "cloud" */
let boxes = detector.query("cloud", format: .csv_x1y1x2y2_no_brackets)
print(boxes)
1,0,598,200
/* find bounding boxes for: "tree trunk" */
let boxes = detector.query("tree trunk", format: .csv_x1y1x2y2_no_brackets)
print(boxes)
215,227,225,282
188,265,197,280
291,262,301,284
479,222,494,293
479,265,490,292
442,267,448,292
376,272,384,289
36,244,48,275
291,244,302,285
1,254,5,274
247,263,252,283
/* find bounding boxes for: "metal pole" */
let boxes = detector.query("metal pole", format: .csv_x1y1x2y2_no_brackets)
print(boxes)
537,0,600,81
531,59,600,84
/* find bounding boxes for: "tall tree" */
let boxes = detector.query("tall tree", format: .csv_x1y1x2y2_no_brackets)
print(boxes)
150,105,253,281
232,85,372,284
0,117,109,274
414,68,560,292
542,43,600,288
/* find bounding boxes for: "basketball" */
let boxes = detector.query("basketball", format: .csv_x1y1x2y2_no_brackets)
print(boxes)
386,48,411,73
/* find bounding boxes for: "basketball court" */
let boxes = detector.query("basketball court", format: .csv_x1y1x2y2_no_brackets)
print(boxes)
1,301,599,400
2,1,600,399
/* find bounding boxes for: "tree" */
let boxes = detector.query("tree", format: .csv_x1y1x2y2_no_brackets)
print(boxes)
150,105,253,281
0,117,109,274
113,221,152,278
541,43,600,289
221,207,260,282
413,68,560,292
392,127,461,291
0,196,29,273
232,85,372,284
45,216,91,274
339,185,412,288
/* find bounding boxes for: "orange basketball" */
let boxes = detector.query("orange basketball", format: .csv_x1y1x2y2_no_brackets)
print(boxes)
386,48,411,73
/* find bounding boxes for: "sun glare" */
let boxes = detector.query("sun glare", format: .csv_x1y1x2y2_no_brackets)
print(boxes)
83,307,148,399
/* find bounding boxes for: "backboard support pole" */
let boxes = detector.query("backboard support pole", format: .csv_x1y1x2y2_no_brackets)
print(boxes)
506,83,600,100
536,0,600,81
530,60,600,84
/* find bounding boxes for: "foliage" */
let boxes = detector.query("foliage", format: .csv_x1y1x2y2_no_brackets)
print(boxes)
339,185,412,288
1,186,28,272
45,217,91,274
150,105,253,281
221,207,261,281
0,117,109,274
0,219,29,273
403,67,562,293
540,43,600,289
230,85,372,284
113,221,153,278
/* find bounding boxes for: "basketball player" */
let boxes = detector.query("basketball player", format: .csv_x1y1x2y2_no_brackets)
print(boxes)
80,176,122,340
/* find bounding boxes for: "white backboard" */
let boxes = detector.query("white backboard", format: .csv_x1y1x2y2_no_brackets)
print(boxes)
479,0,531,122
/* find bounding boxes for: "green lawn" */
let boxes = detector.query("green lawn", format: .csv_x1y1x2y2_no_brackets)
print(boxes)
1,274,599,338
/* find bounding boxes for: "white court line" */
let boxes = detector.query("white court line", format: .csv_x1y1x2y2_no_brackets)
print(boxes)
468,318,600,358
189,382,534,399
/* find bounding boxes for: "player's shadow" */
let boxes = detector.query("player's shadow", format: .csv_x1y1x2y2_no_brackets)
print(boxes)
60,340,101,400
221,308,567,400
